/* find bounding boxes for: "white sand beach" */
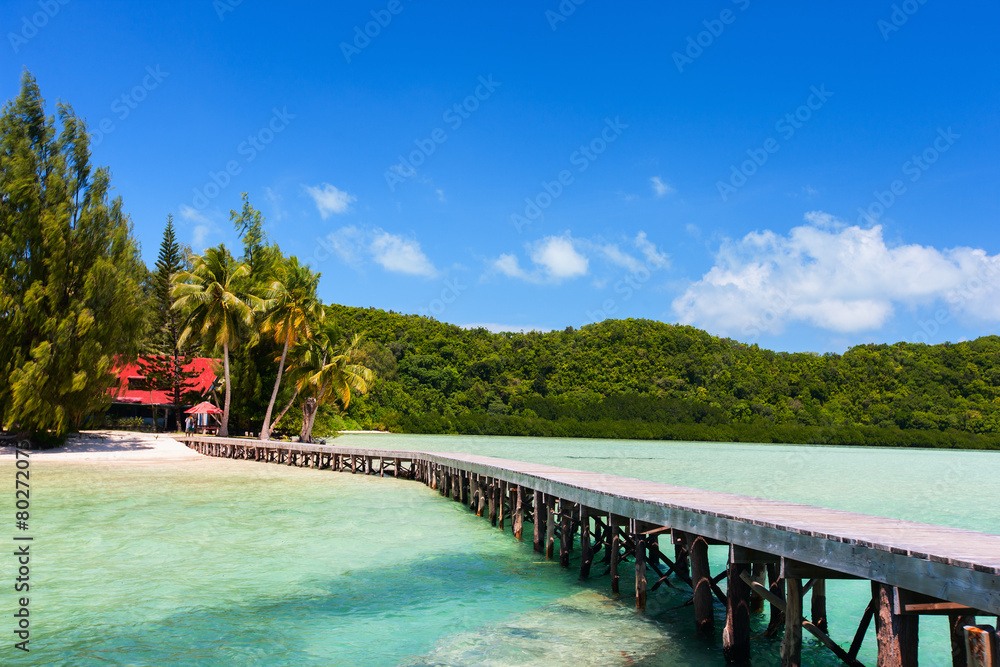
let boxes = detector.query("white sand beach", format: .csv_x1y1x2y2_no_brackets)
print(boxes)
0,430,202,462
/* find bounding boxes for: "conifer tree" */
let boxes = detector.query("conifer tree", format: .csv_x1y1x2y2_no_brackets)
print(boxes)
0,72,149,437
151,215,183,354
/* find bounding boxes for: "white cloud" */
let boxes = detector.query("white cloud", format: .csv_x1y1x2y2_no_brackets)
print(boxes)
179,205,214,249
491,232,669,285
323,225,365,265
634,231,670,269
493,253,531,281
651,176,675,197
370,231,438,278
303,183,356,218
531,235,588,280
322,226,438,278
594,243,643,273
672,212,1000,337
490,235,587,284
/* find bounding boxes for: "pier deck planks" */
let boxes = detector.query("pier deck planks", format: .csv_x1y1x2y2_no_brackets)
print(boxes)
182,436,1000,615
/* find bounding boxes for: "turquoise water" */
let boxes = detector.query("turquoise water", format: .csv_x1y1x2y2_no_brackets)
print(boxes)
3,435,998,665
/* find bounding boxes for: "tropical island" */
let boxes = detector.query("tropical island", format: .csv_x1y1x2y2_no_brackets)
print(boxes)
2,73,998,451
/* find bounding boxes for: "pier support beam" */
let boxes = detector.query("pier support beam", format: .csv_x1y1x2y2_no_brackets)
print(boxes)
579,507,592,579
723,548,751,664
686,532,714,634
964,625,997,667
545,496,556,560
873,582,918,667
512,486,524,539
532,491,545,553
749,563,767,613
949,614,974,667
811,579,828,633
610,514,624,595
634,520,647,611
560,501,574,567
766,563,785,636
477,478,487,517
488,479,497,526
782,577,803,667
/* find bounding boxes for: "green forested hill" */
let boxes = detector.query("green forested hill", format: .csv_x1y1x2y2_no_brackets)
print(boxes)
331,305,1000,449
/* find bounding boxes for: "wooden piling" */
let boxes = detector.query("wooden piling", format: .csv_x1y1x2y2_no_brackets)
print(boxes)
497,481,506,530
964,625,997,667
634,520,647,611
674,531,690,583
532,490,544,553
782,577,803,667
611,514,623,595
545,496,557,560
687,532,714,634
560,501,573,567
477,478,487,517
811,578,828,633
750,562,767,613
513,486,524,540
488,479,498,526
579,506,592,579
949,614,975,667
724,548,751,664
873,582,918,667
766,562,786,636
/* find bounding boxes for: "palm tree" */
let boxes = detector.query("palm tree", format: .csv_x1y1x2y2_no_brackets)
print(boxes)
297,328,373,443
171,246,262,437
258,258,323,440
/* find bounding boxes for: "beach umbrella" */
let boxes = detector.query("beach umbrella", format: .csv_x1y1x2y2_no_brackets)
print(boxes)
185,401,223,414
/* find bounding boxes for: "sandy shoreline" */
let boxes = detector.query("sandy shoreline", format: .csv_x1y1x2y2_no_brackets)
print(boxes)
0,430,203,462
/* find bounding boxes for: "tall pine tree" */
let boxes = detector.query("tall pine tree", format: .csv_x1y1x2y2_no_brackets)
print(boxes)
144,216,201,431
0,72,149,437
151,215,183,354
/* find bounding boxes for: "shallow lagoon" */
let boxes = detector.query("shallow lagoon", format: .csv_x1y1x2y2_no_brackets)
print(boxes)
6,435,998,665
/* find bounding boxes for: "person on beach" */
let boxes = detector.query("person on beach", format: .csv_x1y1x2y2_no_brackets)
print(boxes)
185,415,194,434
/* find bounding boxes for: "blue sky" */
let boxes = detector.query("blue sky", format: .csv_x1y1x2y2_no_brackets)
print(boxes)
3,0,998,353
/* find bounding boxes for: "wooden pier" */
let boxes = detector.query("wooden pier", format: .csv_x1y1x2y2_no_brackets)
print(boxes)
182,435,1000,666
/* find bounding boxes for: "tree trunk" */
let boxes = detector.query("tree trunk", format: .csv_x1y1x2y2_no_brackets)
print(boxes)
300,397,317,443
219,340,231,437
306,401,320,439
269,388,299,433
260,334,290,440
301,379,328,443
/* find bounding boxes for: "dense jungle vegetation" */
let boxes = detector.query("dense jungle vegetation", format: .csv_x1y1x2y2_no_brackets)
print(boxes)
334,307,1000,449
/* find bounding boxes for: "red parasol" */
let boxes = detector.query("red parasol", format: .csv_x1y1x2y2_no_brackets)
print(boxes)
185,401,223,414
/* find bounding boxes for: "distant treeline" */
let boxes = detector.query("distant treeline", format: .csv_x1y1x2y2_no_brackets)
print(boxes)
333,306,1000,450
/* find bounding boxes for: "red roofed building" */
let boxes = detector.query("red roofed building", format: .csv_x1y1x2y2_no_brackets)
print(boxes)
107,357,220,430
